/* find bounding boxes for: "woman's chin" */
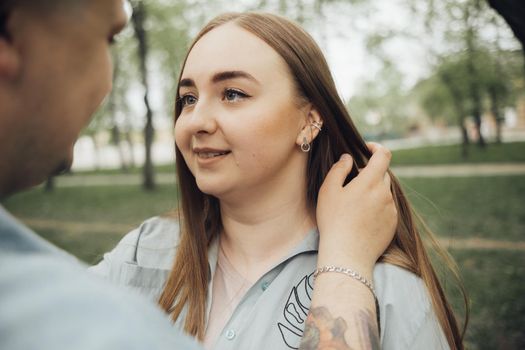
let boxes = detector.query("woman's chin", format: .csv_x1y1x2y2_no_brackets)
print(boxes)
195,179,229,198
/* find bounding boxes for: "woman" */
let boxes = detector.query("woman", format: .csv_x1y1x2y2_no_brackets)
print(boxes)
91,12,466,350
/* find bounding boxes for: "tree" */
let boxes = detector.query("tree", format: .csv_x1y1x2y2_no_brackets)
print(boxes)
131,0,155,191
418,55,472,157
348,63,412,140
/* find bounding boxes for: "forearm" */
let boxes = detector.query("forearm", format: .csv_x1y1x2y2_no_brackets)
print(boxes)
299,249,380,350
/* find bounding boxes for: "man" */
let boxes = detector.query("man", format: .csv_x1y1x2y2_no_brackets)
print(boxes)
0,1,396,349
0,1,201,349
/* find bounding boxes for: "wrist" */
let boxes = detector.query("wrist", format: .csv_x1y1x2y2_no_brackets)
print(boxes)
317,243,375,278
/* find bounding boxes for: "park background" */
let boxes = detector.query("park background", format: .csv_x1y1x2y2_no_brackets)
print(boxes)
3,0,525,349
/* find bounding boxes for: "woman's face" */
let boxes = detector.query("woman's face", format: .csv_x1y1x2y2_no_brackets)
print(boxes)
175,23,310,200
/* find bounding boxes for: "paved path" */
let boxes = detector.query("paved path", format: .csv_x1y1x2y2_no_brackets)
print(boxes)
54,163,525,187
55,173,177,187
391,163,525,178
19,217,525,251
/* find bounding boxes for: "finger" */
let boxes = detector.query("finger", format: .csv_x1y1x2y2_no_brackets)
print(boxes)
360,144,391,181
383,171,392,189
323,153,355,188
366,142,381,154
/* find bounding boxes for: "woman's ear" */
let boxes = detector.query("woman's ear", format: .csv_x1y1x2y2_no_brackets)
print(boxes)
296,105,324,147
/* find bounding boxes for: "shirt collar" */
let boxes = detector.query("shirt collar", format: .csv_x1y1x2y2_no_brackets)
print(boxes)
206,227,319,282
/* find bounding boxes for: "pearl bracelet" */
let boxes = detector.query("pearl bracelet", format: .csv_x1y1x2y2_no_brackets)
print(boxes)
313,265,376,298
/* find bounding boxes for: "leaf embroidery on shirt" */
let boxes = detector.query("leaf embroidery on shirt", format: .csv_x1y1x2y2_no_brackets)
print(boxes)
277,273,314,349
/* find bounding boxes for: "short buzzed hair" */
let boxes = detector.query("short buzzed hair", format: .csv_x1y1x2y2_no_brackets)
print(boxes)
0,1,13,38
0,0,83,39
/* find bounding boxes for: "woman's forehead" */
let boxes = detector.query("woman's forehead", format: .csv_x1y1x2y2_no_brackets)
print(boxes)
181,23,290,83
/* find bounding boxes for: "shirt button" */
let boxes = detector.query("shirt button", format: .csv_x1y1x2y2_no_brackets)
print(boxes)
261,281,270,291
225,329,236,340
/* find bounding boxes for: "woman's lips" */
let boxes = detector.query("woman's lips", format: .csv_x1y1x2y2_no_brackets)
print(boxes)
193,148,231,161
197,150,230,159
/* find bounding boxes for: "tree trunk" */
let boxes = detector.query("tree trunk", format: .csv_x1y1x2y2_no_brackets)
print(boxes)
132,1,155,190
440,71,470,158
111,124,129,172
465,7,486,148
108,51,128,172
124,130,136,168
460,123,469,159
90,134,101,171
488,86,503,143
44,176,54,192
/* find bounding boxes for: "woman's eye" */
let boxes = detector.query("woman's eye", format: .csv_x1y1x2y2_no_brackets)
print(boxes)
223,89,249,102
180,94,197,107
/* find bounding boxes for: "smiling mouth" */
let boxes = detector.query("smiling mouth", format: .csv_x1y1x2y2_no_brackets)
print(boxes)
197,151,231,159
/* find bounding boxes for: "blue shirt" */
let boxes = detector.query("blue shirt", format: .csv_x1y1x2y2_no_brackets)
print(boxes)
0,206,201,350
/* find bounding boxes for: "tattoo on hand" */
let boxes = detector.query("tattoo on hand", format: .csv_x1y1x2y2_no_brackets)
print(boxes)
299,307,380,350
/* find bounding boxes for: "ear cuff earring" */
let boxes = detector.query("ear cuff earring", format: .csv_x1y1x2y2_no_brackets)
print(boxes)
311,121,322,131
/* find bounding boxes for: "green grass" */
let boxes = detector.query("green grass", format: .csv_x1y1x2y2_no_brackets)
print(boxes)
71,163,176,175
3,185,178,224
36,227,125,264
391,141,525,166
448,249,525,350
400,175,525,242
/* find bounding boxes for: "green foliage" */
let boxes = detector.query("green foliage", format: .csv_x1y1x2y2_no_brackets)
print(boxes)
397,0,525,141
348,63,412,138
413,47,523,126
143,0,193,112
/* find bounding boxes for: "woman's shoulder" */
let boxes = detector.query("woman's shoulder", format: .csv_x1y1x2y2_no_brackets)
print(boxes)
373,262,430,305
91,216,181,273
373,262,449,349
129,215,181,250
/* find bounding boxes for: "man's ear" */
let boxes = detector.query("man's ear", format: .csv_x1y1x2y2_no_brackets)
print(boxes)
296,104,324,147
0,37,20,80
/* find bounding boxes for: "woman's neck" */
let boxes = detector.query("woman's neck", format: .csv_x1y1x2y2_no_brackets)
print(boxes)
219,183,316,281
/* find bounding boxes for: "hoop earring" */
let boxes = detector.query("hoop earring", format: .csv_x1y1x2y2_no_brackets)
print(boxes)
301,137,311,152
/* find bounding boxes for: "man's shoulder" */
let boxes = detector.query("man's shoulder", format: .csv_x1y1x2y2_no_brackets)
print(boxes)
0,205,66,256
0,250,200,350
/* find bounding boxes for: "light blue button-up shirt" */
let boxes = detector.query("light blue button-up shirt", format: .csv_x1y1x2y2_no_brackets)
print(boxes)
0,206,201,350
91,216,450,350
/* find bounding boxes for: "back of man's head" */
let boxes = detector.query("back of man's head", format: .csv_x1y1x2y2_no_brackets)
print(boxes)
0,0,127,199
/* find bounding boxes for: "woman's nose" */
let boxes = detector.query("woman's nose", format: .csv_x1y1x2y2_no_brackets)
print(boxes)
186,98,218,135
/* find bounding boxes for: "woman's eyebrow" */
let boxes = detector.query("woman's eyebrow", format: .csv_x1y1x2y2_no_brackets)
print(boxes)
211,71,260,85
179,71,260,90
179,78,195,88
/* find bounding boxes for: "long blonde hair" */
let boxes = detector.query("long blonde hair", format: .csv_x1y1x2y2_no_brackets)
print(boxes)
159,12,468,348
